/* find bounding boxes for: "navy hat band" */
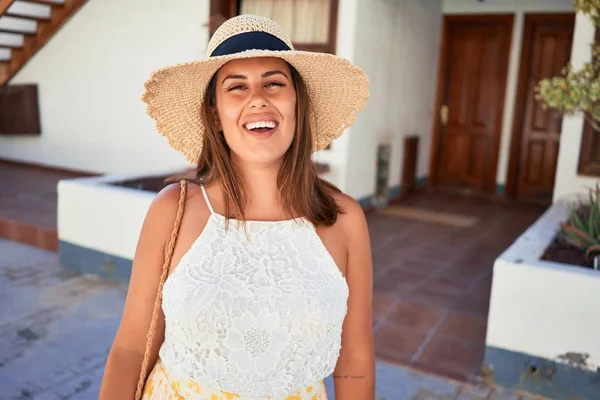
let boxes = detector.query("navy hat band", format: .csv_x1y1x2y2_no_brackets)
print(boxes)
210,31,291,57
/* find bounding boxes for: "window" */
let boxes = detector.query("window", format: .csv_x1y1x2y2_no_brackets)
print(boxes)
0,84,41,135
578,120,600,176
209,0,339,54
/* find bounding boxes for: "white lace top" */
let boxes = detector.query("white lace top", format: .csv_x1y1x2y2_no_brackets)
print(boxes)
159,186,349,398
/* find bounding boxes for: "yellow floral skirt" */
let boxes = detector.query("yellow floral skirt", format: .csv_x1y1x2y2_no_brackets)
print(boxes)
142,358,328,400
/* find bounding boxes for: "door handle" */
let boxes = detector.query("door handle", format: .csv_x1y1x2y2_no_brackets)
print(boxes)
440,105,449,125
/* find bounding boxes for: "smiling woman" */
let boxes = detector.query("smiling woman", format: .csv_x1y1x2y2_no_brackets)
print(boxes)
214,59,298,169
99,14,373,400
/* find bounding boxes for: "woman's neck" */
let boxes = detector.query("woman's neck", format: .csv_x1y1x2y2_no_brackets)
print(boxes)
234,158,285,217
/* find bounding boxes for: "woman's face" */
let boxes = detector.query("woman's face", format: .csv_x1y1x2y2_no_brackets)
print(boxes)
214,57,297,166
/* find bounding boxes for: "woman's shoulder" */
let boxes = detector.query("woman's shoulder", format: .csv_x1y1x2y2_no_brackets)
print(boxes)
145,180,206,225
153,180,202,208
327,189,368,231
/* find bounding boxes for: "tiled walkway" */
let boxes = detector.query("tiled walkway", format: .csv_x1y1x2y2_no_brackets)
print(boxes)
369,192,547,383
0,163,86,230
0,238,542,399
0,163,92,251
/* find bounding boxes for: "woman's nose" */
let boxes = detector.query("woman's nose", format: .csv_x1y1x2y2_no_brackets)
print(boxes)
248,88,269,109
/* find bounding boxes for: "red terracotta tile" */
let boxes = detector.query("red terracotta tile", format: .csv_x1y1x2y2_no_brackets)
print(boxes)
0,218,18,240
415,335,484,379
396,258,443,274
373,276,400,294
15,223,38,247
376,349,412,367
443,264,489,281
412,245,463,262
374,322,428,362
373,294,397,321
468,276,493,298
386,300,445,332
406,286,462,309
378,266,430,284
437,312,488,343
373,275,416,296
453,295,490,317
40,229,59,251
419,275,472,295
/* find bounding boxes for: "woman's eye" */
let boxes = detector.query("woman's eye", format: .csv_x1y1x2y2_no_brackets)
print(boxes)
228,85,245,91
265,82,284,88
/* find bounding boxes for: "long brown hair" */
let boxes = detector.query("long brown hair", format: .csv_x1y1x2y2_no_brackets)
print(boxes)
186,61,342,227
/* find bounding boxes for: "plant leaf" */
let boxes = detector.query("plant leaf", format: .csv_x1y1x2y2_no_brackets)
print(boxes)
586,244,600,258
589,200,598,238
562,223,597,249
570,206,589,232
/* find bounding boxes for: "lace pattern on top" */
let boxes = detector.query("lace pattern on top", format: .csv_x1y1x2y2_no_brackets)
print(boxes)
159,186,349,398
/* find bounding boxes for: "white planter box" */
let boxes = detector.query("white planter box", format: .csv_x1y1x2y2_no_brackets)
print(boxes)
485,200,600,399
57,169,182,283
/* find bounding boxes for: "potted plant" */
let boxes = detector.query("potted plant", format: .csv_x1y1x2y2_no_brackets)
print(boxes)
534,0,600,271
483,6,600,396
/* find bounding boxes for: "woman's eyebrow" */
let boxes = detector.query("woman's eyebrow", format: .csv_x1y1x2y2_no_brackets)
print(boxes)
222,74,246,84
262,70,289,79
221,70,289,85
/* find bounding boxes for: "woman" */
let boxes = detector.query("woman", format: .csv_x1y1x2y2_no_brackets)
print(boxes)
99,14,373,400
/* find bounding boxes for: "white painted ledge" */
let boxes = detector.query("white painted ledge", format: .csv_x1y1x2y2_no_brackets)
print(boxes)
57,169,181,260
487,198,600,370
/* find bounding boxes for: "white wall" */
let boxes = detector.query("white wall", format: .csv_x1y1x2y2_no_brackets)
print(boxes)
0,0,207,174
344,0,442,200
312,0,360,192
443,0,575,188
553,12,599,202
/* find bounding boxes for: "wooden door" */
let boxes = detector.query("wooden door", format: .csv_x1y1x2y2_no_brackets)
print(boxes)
432,16,513,194
508,14,575,202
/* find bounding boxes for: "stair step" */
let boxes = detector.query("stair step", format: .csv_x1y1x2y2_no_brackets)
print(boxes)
0,27,35,35
4,0,51,21
17,0,65,5
0,31,24,48
0,42,22,48
0,16,37,34
6,11,51,21
0,47,10,61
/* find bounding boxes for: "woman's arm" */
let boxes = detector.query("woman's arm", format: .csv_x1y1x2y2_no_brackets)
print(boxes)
98,183,183,399
332,195,375,400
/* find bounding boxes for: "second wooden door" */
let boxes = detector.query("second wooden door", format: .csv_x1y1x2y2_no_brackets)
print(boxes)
509,14,575,203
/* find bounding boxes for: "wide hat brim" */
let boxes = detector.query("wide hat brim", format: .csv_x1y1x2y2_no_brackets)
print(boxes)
142,49,370,164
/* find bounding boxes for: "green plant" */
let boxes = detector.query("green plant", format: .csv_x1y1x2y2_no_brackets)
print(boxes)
536,0,600,130
560,183,600,259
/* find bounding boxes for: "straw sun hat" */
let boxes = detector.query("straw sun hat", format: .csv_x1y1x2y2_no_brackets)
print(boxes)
141,14,370,164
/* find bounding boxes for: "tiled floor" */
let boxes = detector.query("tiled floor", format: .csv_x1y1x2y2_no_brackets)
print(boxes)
0,162,92,250
0,163,89,229
0,238,544,399
369,191,547,383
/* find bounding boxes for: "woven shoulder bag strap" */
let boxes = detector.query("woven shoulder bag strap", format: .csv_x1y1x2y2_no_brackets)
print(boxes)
134,179,187,400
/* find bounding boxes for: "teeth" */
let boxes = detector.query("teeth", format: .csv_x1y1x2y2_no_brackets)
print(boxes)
245,121,277,130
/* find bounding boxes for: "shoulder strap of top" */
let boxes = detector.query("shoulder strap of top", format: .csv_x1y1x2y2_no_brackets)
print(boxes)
200,184,215,215
134,179,187,400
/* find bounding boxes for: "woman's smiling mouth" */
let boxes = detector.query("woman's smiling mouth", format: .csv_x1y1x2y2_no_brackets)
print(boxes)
243,119,279,138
